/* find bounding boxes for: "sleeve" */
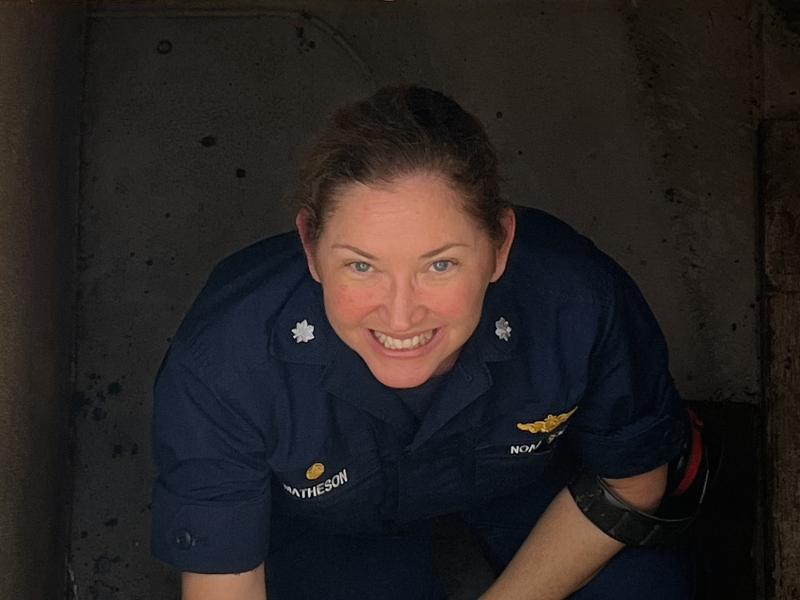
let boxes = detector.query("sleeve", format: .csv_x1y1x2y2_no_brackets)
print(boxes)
150,340,271,573
568,263,689,479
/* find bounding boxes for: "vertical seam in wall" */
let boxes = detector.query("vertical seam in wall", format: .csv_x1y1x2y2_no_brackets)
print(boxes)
752,2,769,600
756,125,772,600
63,5,90,599
754,2,773,599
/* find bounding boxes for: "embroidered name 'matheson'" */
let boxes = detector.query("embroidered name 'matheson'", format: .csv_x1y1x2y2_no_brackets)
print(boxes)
283,469,349,499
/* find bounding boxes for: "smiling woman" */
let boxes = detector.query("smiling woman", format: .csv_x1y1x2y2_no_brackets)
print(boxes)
151,86,696,600
297,172,515,389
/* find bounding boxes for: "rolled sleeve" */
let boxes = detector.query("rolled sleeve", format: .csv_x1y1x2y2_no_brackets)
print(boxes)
150,341,271,573
571,411,686,478
570,263,689,479
151,482,269,573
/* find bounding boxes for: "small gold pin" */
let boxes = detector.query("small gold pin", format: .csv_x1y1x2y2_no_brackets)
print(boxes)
517,407,578,434
305,462,325,480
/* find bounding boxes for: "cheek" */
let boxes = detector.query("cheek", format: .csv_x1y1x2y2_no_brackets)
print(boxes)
326,284,381,325
427,280,487,322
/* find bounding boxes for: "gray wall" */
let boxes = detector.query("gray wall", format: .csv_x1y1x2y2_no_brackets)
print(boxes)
0,3,85,599
70,1,763,598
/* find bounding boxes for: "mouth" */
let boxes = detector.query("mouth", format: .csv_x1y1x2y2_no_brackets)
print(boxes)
371,329,436,351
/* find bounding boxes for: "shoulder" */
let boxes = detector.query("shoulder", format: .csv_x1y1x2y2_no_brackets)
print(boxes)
507,205,626,308
497,206,662,366
170,229,311,375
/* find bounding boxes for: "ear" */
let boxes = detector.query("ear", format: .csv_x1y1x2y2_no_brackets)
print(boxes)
295,210,322,283
489,207,516,282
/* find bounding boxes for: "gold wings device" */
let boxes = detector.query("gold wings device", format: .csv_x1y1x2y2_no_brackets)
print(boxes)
516,407,578,434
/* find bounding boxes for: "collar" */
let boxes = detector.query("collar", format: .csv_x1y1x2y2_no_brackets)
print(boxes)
469,271,520,363
268,276,331,366
268,269,521,442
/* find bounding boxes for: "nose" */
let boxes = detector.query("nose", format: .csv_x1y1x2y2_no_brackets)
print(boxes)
383,276,425,333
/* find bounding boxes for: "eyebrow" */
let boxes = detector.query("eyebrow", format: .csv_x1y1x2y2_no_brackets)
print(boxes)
331,243,470,260
331,244,378,260
420,243,470,259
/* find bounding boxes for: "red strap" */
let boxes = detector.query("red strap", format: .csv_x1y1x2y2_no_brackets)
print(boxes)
673,409,704,497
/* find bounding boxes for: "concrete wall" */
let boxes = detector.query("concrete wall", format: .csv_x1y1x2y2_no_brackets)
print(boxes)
761,3,800,598
0,3,85,600
70,1,763,598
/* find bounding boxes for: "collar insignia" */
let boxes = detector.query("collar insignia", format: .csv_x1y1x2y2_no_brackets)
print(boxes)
305,462,325,480
292,319,315,343
517,407,577,434
494,316,512,341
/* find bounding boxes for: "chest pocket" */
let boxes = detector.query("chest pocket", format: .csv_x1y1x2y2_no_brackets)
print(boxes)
473,405,575,503
395,432,475,522
271,446,384,533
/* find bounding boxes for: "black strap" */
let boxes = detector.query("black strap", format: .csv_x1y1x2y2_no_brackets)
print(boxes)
568,473,700,546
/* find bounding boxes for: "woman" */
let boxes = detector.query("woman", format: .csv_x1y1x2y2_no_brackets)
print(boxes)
151,86,693,599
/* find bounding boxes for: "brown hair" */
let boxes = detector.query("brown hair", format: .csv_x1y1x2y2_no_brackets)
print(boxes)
293,85,509,245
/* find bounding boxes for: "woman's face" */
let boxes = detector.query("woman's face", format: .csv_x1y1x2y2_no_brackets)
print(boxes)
298,172,515,389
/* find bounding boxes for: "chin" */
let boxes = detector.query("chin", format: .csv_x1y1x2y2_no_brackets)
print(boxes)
367,363,435,389
360,344,461,389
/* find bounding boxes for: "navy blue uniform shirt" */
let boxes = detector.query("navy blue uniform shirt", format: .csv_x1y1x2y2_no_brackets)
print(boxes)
150,206,688,574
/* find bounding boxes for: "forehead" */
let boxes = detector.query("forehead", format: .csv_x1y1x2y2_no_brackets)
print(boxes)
321,173,482,243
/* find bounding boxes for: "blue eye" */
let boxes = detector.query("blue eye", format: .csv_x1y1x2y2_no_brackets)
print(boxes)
431,260,453,273
351,261,372,273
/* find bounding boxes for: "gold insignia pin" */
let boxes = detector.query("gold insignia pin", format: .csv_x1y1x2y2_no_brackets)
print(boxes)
305,462,325,480
516,407,578,434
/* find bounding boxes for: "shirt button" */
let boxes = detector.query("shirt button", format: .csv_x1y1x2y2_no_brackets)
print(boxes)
174,529,194,550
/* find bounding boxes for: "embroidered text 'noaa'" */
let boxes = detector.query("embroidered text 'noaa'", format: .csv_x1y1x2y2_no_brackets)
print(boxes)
509,440,545,454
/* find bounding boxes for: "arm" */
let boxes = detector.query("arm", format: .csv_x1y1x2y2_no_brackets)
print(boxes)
479,464,667,600
151,345,272,590
182,563,267,600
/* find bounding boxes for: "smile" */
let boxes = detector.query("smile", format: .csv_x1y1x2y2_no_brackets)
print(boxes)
371,329,436,350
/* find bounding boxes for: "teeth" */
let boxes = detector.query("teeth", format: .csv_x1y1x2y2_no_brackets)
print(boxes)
373,330,434,350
